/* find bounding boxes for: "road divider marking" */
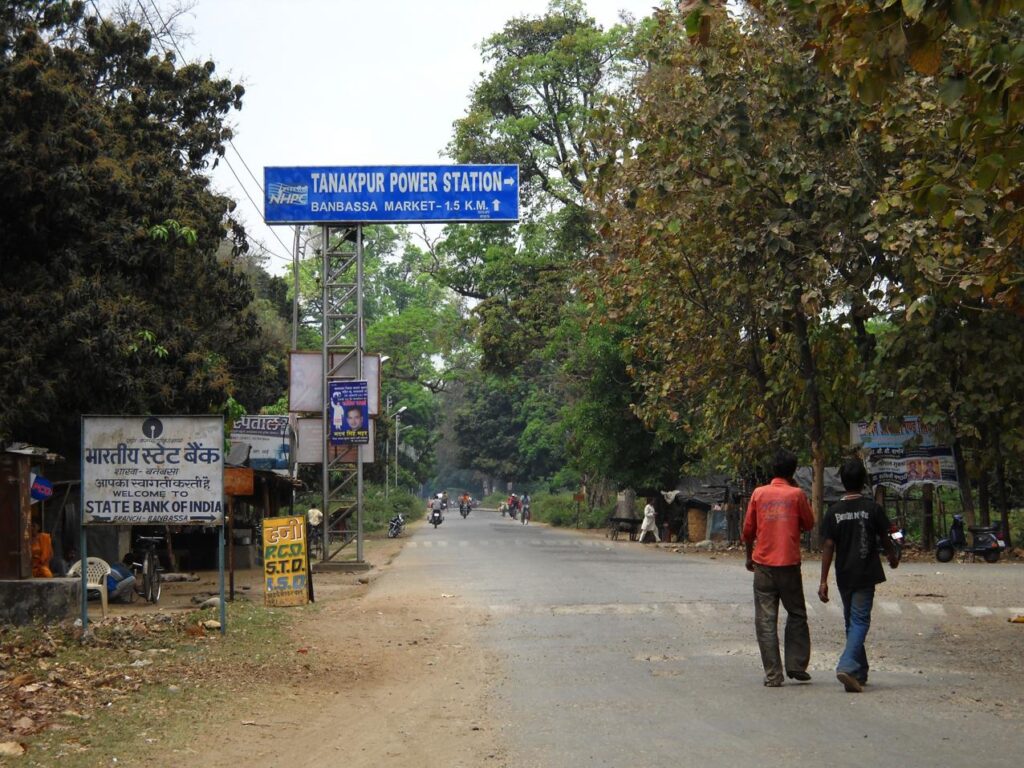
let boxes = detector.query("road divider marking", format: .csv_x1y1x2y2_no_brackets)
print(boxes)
879,601,902,615
964,606,993,617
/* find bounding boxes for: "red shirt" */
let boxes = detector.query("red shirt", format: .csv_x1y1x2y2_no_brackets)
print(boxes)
742,478,815,566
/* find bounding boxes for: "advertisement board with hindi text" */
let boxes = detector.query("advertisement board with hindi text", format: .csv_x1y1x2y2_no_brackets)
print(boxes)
850,417,958,494
262,515,309,607
229,415,293,475
82,416,224,525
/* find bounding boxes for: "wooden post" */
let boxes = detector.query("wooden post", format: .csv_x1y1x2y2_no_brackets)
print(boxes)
18,455,31,579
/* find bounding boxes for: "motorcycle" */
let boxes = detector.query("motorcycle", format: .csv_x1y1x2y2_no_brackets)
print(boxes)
386,513,405,539
460,501,470,519
430,508,444,528
888,521,905,563
936,514,1006,563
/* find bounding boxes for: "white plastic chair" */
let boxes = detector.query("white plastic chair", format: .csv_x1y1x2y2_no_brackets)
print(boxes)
68,557,112,618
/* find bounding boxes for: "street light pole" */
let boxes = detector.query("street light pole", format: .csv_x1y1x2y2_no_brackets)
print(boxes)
394,406,407,493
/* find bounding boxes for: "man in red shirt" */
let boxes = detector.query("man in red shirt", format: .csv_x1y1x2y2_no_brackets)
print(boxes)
742,449,816,687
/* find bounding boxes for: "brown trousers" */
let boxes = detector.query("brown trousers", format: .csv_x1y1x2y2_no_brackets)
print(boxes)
753,563,810,683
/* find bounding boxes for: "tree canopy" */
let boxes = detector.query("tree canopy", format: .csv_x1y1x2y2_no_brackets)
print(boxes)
0,1,284,454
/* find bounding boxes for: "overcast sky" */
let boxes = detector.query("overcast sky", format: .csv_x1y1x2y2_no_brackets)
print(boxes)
170,0,664,274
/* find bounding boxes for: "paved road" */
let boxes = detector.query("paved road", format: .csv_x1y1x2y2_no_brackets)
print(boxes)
398,510,1023,768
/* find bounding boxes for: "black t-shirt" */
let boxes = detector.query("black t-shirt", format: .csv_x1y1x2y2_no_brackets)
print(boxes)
820,496,890,592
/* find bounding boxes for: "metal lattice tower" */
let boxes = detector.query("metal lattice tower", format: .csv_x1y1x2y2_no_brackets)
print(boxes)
320,225,364,563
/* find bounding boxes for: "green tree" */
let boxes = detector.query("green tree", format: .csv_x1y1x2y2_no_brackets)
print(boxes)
589,7,879,516
750,0,1024,310
0,2,284,453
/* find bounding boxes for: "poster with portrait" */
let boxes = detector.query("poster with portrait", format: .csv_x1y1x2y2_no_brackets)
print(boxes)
850,417,958,494
328,380,369,445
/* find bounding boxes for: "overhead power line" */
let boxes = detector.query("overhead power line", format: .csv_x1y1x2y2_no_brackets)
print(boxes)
139,0,297,259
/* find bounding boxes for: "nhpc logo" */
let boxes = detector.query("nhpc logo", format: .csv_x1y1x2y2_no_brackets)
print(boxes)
269,183,308,205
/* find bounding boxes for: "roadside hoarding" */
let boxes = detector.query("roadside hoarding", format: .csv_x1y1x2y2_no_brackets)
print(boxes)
82,416,224,525
265,164,519,224
262,515,309,607
850,417,958,494
296,418,373,464
288,352,381,415
229,415,293,475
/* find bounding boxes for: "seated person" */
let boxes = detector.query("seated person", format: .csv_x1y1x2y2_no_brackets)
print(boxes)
30,522,53,578
107,559,137,602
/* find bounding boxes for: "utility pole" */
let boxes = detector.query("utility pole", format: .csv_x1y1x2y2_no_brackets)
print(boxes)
394,406,407,493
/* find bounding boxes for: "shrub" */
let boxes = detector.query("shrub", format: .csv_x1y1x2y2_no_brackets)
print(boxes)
531,493,609,529
351,485,423,532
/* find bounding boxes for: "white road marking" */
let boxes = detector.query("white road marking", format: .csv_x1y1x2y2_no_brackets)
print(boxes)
879,601,902,615
917,602,946,617
964,606,993,617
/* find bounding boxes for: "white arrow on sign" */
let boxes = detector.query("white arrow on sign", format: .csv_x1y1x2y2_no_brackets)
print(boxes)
504,177,515,186
492,200,501,211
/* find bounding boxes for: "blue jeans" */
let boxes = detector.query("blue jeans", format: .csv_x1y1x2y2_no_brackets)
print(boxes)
837,585,874,682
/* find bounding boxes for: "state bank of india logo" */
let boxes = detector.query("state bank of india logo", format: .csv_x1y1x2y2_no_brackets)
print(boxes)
269,182,308,205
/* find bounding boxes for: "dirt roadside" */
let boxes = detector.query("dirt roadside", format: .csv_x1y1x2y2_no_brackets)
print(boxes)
183,529,506,768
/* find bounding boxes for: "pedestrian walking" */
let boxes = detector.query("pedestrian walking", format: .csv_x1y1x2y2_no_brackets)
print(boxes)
742,449,816,687
639,497,660,543
818,457,899,693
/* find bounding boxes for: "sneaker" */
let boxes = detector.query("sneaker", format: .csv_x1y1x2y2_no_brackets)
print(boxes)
837,672,863,693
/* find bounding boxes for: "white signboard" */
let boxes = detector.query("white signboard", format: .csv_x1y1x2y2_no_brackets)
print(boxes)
82,415,225,525
289,352,381,415
230,415,293,476
296,417,373,464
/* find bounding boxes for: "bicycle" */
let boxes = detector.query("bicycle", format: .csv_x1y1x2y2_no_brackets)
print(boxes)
308,523,324,559
127,535,164,603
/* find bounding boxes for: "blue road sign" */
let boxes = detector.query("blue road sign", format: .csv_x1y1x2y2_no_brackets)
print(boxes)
264,164,519,224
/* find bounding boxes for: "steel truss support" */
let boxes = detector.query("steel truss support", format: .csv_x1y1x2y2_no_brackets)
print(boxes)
321,225,364,563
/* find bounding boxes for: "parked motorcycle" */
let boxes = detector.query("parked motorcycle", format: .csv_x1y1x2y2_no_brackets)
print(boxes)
430,509,444,528
936,514,1006,563
387,513,405,539
888,522,905,563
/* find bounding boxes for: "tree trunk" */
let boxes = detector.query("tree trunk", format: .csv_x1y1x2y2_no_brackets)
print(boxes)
922,483,935,550
792,300,825,527
811,441,825,541
978,470,991,526
951,436,975,528
993,432,1011,545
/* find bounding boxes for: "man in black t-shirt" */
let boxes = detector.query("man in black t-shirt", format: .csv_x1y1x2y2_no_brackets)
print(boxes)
818,458,899,693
